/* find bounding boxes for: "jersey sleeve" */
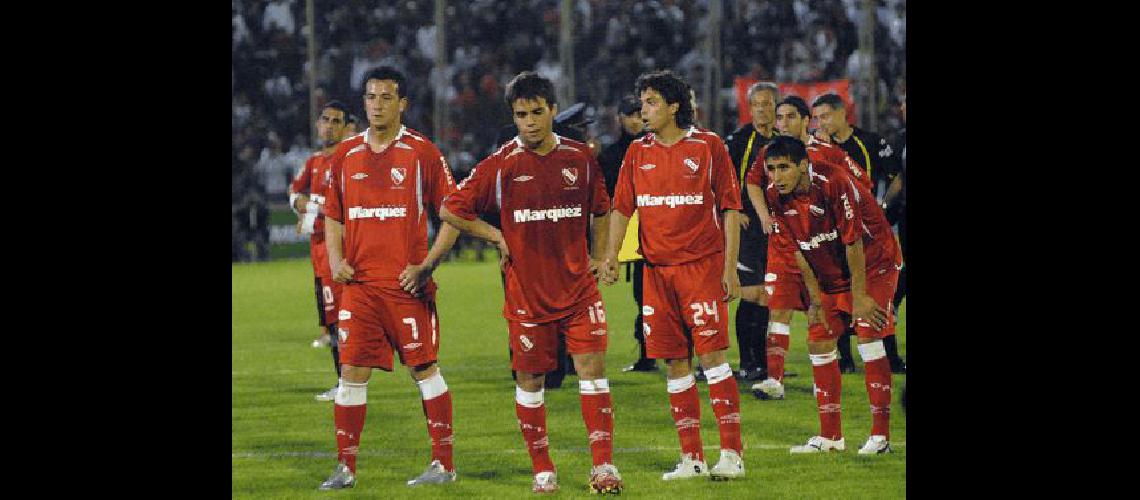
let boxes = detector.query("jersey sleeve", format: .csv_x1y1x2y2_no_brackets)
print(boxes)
443,155,498,221
587,154,611,216
710,136,743,211
827,171,863,246
290,156,314,195
322,146,349,223
744,146,767,187
612,145,637,217
423,144,457,215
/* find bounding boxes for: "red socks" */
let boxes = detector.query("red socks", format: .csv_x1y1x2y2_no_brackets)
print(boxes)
809,351,843,440
704,363,743,455
767,322,791,382
579,379,614,466
516,387,555,474
417,372,454,471
667,375,704,461
859,341,893,439
333,380,369,473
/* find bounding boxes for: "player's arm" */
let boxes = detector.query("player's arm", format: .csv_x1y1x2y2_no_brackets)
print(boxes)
795,249,825,327
288,158,313,214
882,164,904,225
744,152,773,234
323,151,354,283
721,209,741,301
601,147,639,285
399,149,462,295
845,238,886,329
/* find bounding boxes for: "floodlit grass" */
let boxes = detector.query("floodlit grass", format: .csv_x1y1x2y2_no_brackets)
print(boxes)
233,257,906,498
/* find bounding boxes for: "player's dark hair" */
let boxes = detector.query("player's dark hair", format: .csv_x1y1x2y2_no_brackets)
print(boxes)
765,135,809,164
361,66,407,98
322,100,350,121
505,71,557,108
634,70,695,128
811,93,845,111
777,96,811,120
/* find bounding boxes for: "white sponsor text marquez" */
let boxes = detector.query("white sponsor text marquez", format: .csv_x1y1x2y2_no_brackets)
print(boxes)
798,229,839,250
348,206,408,220
636,193,703,208
513,206,583,223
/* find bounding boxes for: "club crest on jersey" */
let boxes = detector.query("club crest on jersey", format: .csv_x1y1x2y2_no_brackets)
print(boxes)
351,172,368,180
809,205,825,216
684,157,699,172
391,167,407,185
562,167,578,186
519,335,534,352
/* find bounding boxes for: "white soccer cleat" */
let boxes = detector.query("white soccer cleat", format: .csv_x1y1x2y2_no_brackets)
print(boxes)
789,436,846,454
751,378,785,400
661,454,710,481
532,471,558,493
858,435,891,455
709,449,744,480
406,459,456,486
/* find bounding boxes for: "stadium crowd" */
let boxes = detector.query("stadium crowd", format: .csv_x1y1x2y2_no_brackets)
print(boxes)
231,0,905,261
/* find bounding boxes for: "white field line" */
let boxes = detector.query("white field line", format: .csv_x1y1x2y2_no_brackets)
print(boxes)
233,442,905,459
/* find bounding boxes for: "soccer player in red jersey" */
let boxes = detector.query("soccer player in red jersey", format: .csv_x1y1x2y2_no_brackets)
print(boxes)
761,135,901,455
601,70,745,481
288,100,350,401
439,72,621,495
317,67,462,490
743,96,869,400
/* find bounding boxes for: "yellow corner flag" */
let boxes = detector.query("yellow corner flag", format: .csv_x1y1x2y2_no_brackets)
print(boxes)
617,211,643,262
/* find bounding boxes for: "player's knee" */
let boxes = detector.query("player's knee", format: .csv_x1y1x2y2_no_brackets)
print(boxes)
856,339,886,362
409,362,438,381
516,372,545,392
807,340,837,355
341,364,372,383
770,309,793,323
698,350,727,368
664,358,691,378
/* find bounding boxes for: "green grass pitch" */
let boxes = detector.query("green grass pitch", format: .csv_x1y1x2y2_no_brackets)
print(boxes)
233,257,906,498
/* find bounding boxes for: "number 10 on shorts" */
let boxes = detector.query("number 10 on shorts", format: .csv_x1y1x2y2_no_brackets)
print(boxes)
690,301,719,326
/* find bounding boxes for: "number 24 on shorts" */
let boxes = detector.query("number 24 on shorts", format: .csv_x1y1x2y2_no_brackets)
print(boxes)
690,301,719,326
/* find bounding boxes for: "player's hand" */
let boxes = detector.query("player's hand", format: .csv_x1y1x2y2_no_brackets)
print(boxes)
806,302,823,327
398,262,432,297
332,259,355,284
296,219,304,235
600,257,619,286
757,211,774,235
722,269,741,302
493,230,510,273
852,293,888,330
739,213,750,230
589,258,606,282
294,194,310,213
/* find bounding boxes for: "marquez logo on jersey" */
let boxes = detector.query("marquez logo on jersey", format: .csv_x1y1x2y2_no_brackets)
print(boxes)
639,163,657,170
348,206,408,220
391,167,407,185
799,229,839,250
513,206,583,223
636,193,704,208
562,167,578,186
513,175,534,182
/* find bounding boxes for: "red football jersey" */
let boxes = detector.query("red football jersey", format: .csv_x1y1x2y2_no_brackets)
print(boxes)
323,126,457,296
612,127,742,266
291,152,337,278
744,136,870,192
444,135,610,323
764,163,900,294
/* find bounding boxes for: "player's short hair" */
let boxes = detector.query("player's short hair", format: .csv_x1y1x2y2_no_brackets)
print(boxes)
811,93,845,111
360,66,407,98
747,82,780,102
777,96,811,119
634,70,695,128
505,71,556,109
322,100,350,121
765,135,809,164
